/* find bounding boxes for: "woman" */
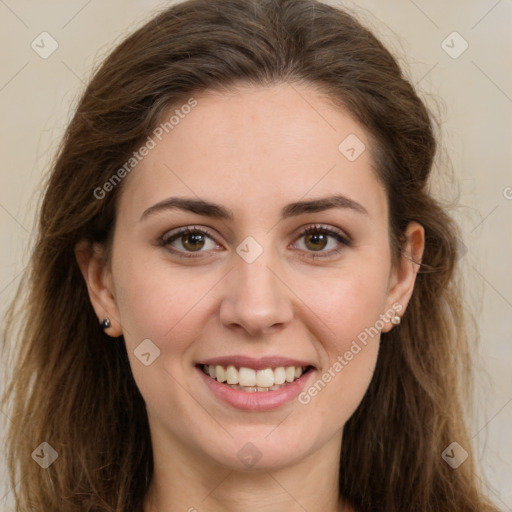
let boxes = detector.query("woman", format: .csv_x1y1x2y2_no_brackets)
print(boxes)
1,0,499,510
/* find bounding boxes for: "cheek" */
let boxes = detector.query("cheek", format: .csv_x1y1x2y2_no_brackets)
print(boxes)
296,259,389,412
112,256,203,409
112,240,205,340
311,261,390,346
114,237,391,357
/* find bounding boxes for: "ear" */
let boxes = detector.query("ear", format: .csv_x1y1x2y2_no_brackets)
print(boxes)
74,239,123,337
382,221,425,333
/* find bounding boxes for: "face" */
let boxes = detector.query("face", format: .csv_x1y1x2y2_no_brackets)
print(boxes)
79,83,422,472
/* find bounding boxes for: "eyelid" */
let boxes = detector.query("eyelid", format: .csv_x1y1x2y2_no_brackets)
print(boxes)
289,224,351,259
159,225,221,259
160,225,217,244
292,223,351,245
159,223,351,259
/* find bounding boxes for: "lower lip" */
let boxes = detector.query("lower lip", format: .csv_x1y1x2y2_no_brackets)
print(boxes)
196,366,314,411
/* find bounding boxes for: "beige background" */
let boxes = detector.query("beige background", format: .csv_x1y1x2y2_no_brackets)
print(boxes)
1,0,511,509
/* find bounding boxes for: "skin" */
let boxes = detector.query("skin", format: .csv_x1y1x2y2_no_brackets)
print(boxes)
76,83,424,512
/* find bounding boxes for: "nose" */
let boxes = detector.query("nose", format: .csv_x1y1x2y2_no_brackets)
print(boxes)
219,249,294,337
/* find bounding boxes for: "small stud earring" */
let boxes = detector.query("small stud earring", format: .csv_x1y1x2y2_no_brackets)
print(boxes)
101,318,111,330
391,314,401,326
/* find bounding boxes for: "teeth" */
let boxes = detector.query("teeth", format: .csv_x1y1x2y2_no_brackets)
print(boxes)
216,366,226,382
239,367,256,387
202,364,309,391
226,365,238,385
256,368,274,387
273,366,286,385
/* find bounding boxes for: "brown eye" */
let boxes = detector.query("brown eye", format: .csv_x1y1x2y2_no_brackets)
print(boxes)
181,232,206,251
293,225,351,258
304,232,328,251
160,226,219,258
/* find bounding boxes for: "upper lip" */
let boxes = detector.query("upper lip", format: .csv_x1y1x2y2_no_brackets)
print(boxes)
197,355,316,370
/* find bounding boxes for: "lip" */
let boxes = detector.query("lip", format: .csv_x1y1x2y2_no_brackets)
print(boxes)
196,365,315,411
198,355,315,371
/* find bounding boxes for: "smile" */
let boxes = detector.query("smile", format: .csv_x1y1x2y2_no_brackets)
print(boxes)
200,364,312,392
196,355,316,410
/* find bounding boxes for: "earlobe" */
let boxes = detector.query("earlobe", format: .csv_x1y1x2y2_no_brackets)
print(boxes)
74,239,123,337
382,221,425,332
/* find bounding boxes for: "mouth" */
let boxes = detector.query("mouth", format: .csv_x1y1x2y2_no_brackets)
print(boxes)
197,363,315,393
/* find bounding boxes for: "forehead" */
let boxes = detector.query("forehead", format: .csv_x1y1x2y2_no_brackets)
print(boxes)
117,83,386,224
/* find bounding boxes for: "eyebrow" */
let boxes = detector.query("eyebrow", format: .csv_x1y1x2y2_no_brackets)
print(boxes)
139,194,368,222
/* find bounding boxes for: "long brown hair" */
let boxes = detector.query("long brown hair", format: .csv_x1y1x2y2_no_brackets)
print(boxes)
1,0,498,510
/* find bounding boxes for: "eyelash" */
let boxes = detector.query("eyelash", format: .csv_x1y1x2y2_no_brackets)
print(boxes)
159,224,351,260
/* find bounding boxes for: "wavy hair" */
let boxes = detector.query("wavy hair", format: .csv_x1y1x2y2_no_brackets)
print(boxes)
1,0,498,510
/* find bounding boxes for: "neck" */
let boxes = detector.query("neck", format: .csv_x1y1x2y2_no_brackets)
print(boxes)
143,429,348,512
